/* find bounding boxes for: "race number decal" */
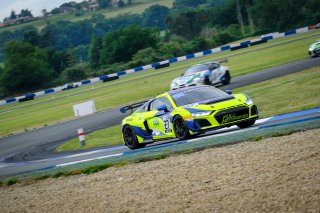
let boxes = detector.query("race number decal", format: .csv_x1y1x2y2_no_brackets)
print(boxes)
162,116,172,133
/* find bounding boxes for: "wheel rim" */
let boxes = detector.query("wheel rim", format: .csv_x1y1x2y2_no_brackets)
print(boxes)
123,126,135,146
174,117,187,138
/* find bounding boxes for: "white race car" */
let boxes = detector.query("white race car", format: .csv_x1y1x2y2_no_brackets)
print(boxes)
170,60,231,90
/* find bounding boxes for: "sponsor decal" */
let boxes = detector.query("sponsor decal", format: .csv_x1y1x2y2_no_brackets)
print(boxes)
222,113,249,124
152,129,161,136
153,118,160,126
181,103,199,108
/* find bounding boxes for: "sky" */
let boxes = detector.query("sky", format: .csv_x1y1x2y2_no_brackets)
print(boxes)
0,0,83,21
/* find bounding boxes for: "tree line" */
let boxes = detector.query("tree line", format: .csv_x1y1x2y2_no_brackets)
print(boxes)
0,0,319,97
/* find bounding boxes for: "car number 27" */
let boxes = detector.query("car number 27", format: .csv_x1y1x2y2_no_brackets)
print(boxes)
163,116,172,133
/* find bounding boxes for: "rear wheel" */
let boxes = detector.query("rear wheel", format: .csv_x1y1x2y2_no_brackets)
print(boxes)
222,71,231,85
173,115,190,140
236,120,255,129
123,125,141,149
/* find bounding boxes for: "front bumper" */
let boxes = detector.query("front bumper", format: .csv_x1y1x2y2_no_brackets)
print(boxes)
186,105,259,133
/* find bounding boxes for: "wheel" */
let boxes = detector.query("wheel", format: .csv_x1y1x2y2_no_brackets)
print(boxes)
204,76,211,85
236,120,255,128
221,71,231,85
123,125,141,149
173,115,190,140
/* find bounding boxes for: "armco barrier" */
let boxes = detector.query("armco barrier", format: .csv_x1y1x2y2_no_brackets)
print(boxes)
0,25,316,106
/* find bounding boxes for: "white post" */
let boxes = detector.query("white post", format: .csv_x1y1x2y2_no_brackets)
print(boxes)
78,128,86,147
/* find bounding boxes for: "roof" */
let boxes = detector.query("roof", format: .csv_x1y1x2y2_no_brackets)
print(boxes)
168,85,211,96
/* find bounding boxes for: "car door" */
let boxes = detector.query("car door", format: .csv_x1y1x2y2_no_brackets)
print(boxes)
146,97,175,140
209,63,219,83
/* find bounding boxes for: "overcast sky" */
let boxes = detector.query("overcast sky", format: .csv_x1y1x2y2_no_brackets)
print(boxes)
0,0,83,21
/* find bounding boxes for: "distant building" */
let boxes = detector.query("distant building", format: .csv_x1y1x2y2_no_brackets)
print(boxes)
0,22,4,28
3,16,33,26
88,0,100,11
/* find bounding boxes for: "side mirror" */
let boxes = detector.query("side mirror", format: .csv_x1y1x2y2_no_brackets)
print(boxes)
225,90,232,95
157,105,168,112
180,73,184,76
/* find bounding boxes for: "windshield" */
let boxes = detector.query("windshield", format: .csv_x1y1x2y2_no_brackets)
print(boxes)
171,87,230,107
184,64,210,75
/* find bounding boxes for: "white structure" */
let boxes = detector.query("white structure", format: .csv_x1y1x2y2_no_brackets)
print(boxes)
73,100,96,117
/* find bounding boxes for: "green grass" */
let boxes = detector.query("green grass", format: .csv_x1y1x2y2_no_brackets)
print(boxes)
0,0,174,32
234,66,320,118
57,124,123,151
56,66,320,152
0,29,319,137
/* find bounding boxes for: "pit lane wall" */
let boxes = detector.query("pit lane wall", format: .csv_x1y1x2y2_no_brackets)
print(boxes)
0,25,316,106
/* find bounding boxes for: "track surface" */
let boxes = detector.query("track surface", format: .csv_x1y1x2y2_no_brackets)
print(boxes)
0,57,319,175
0,108,319,179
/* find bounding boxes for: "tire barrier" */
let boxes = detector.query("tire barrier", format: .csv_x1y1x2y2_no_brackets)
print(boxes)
0,25,316,106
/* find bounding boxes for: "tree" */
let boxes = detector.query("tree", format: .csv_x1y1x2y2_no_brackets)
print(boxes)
143,5,170,30
118,0,125,7
0,41,53,95
100,25,159,65
9,10,17,19
97,0,111,8
89,35,102,69
166,9,209,39
60,64,86,82
19,9,33,17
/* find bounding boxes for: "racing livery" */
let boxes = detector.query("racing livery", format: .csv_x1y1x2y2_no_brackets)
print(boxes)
170,60,231,90
121,86,258,149
309,40,320,57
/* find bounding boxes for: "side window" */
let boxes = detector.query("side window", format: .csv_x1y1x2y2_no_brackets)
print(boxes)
149,97,173,111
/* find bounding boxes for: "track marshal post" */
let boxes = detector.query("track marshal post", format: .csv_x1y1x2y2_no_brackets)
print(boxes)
78,128,86,147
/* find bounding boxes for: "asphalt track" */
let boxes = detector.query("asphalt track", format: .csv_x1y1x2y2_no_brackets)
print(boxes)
0,108,319,179
0,57,320,175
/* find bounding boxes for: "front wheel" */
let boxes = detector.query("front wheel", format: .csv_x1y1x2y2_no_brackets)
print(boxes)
123,125,141,149
222,71,231,85
236,120,255,129
173,115,190,140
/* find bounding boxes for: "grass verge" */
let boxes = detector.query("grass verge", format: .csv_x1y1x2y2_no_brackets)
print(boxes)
0,30,319,137
56,66,320,152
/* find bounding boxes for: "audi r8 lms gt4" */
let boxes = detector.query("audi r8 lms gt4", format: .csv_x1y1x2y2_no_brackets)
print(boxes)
120,86,258,149
170,60,231,90
309,40,320,57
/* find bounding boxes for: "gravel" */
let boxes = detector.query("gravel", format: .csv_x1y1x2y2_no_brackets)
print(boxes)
1,128,319,213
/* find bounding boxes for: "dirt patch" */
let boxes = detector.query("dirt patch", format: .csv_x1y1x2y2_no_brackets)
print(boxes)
1,129,320,212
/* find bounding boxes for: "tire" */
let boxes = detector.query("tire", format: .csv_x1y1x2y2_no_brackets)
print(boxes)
173,115,190,140
222,71,231,85
236,120,255,129
123,125,141,149
204,76,211,85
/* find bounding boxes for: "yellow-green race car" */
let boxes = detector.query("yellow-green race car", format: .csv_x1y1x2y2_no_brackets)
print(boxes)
120,85,258,149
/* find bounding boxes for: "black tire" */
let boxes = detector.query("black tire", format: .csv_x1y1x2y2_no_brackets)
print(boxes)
123,125,141,149
173,115,190,140
236,120,255,129
222,71,231,85
204,76,211,85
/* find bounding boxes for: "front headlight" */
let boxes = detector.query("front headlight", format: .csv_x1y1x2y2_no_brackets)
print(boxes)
191,111,212,118
245,95,253,105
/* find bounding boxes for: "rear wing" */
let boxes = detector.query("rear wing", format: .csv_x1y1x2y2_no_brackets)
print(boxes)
120,100,148,114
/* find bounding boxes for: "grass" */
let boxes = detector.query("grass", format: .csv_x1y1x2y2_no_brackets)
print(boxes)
0,0,174,32
56,124,123,151
0,29,319,137
56,66,320,152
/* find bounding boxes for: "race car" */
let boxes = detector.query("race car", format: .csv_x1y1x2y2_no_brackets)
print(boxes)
62,83,78,90
308,40,320,57
170,60,231,90
120,85,258,149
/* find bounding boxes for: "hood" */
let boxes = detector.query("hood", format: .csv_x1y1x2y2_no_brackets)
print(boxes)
171,70,208,86
182,94,247,112
309,42,320,51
